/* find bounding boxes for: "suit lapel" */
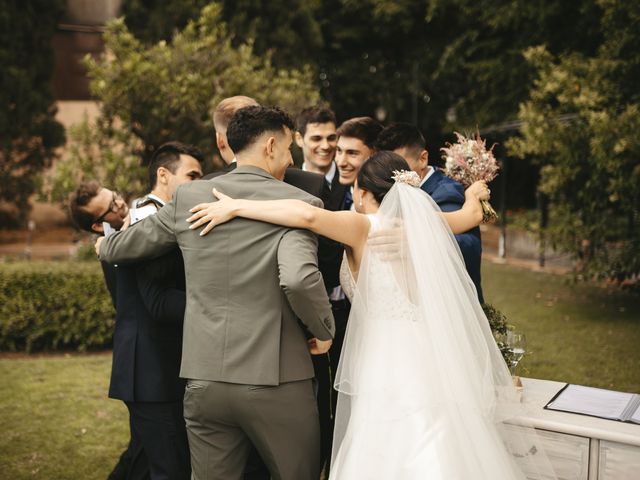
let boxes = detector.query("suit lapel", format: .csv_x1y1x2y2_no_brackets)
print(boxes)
325,172,348,211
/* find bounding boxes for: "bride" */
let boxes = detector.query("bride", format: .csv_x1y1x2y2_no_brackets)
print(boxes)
187,151,556,479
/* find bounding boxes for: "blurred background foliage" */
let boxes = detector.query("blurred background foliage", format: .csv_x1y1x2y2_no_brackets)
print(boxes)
3,0,639,284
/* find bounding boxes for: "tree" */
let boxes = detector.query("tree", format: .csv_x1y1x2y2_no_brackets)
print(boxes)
0,0,66,226
121,0,209,44
507,1,640,283
85,4,320,165
121,0,323,69
46,4,321,204
42,117,146,205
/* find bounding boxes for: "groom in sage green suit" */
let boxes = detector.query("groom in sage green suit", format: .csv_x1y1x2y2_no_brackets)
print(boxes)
98,106,335,480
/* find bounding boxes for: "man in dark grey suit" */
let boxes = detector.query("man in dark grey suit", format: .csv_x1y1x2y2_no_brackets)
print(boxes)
97,106,335,480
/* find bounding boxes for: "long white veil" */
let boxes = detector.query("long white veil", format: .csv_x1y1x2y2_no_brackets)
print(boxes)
330,182,557,479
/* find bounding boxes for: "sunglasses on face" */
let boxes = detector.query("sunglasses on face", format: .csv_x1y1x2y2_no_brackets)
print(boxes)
94,191,121,225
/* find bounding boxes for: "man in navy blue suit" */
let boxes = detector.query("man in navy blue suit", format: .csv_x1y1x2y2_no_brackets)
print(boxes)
376,123,484,303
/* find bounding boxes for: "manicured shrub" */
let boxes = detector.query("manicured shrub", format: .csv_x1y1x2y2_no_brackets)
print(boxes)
0,261,115,352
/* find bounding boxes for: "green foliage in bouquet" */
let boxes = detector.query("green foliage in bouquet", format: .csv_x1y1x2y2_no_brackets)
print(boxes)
482,303,515,367
0,262,115,352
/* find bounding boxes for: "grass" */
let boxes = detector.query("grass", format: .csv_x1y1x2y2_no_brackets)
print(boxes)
0,262,639,479
0,353,128,480
482,261,640,393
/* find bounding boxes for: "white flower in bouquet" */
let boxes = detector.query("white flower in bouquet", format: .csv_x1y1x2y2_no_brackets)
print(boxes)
441,131,499,222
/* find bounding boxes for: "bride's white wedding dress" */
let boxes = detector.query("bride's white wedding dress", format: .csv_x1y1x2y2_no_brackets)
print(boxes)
329,186,557,479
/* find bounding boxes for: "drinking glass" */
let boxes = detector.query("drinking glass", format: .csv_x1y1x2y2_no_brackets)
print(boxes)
506,331,526,376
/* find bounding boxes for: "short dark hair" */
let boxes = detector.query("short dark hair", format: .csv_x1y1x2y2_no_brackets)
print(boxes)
69,180,102,232
357,151,411,204
148,141,205,190
226,106,294,153
375,123,426,156
296,105,336,136
336,117,383,149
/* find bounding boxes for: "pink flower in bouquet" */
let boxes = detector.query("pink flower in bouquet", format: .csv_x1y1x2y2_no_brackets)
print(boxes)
441,132,499,222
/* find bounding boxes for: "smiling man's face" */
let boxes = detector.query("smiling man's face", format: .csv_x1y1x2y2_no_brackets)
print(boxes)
335,136,373,185
297,122,337,173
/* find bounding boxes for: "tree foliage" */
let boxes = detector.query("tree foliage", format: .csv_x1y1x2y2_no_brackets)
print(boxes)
0,0,66,226
116,0,604,149
508,1,640,282
42,117,146,205
44,0,639,283
86,4,320,165
121,0,324,68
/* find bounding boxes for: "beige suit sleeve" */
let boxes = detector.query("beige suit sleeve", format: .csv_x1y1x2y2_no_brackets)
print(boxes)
277,226,335,341
100,195,178,265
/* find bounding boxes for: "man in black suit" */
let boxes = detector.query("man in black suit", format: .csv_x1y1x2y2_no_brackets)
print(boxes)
376,123,484,303
70,181,151,480
112,142,203,480
72,143,204,479
295,105,352,470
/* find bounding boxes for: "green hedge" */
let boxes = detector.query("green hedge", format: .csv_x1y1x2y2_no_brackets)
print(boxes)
0,261,115,352
0,261,512,355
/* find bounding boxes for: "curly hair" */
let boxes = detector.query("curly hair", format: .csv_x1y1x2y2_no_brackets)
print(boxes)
226,106,295,154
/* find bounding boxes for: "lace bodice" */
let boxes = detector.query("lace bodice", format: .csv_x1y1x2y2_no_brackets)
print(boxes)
338,213,418,324
339,252,356,302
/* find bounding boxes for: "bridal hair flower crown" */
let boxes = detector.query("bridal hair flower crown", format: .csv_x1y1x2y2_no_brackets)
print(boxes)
391,170,421,187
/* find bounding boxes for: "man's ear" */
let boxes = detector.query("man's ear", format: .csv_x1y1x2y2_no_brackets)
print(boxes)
91,222,104,234
216,131,226,151
420,149,429,167
294,131,304,149
265,136,276,157
156,166,170,185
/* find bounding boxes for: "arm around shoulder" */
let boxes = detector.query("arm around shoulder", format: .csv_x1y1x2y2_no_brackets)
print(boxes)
100,199,178,264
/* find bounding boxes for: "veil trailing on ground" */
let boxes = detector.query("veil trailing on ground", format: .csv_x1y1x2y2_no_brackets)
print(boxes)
330,181,557,479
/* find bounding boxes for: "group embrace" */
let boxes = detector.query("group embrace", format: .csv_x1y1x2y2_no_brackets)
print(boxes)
71,97,557,479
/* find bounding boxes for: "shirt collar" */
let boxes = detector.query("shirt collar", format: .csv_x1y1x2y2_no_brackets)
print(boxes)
420,166,435,187
303,161,337,185
146,193,166,206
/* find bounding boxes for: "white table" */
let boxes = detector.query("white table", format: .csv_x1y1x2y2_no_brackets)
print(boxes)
512,378,640,479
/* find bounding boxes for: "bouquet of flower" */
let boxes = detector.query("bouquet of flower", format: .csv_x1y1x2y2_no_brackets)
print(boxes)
441,132,499,222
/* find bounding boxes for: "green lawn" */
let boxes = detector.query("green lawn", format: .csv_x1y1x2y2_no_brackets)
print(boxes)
482,261,640,393
0,262,639,479
0,354,128,480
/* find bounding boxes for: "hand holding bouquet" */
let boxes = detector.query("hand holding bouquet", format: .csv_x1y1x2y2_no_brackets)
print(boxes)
441,132,499,223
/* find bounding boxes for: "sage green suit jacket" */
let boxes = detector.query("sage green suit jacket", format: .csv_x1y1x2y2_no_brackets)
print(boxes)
100,165,335,385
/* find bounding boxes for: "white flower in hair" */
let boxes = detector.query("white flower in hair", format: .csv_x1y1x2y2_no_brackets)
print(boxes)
391,170,421,187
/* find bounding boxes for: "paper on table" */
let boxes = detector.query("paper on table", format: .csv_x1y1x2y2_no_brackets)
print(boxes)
546,384,634,420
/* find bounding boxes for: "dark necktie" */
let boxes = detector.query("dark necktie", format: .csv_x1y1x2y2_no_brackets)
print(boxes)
343,189,353,211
